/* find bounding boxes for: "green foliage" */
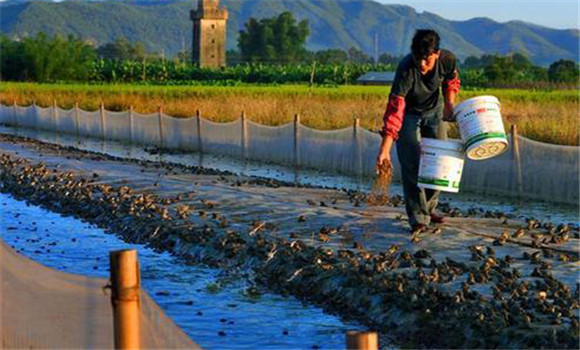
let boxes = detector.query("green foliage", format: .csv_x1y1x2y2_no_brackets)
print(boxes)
378,53,402,66
314,49,348,65
0,34,28,80
86,59,393,85
1,32,96,82
97,37,146,60
548,60,580,83
238,11,310,64
459,53,564,87
347,47,373,64
0,34,577,88
461,54,501,69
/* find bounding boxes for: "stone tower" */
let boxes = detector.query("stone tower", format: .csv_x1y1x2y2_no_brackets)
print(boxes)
190,0,228,68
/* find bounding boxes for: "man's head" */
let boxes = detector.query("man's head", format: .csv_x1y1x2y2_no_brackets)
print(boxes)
411,29,441,74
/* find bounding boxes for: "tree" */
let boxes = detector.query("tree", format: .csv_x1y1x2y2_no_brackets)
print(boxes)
226,49,243,65
21,33,96,82
511,52,532,70
378,53,401,67
548,59,579,83
347,47,373,64
0,35,28,81
461,54,497,69
482,53,534,84
0,33,96,82
314,49,348,64
97,37,146,60
238,12,309,64
462,55,481,69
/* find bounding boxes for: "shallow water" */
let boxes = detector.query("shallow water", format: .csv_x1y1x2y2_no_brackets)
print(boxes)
3,125,578,225
0,192,362,350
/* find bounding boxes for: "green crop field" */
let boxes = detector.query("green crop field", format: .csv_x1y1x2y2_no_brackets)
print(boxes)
1,82,578,145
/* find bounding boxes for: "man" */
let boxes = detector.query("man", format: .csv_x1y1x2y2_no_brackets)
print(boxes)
376,29,460,234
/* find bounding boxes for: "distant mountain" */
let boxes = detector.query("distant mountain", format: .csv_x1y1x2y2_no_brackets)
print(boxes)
1,0,578,65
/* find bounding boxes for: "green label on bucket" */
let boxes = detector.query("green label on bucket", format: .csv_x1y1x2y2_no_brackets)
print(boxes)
465,132,507,149
419,177,449,187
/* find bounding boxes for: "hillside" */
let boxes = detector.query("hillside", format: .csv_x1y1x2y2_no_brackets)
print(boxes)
1,0,578,65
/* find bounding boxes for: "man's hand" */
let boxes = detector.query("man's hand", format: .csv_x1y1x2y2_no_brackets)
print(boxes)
376,150,391,174
442,101,455,122
376,136,394,174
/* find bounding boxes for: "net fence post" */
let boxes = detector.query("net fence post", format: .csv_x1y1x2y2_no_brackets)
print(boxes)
196,110,203,154
52,99,58,132
294,113,301,170
110,249,141,350
100,102,106,140
157,106,164,150
346,331,378,350
32,99,38,131
74,102,80,142
12,100,18,127
128,105,134,145
353,118,363,180
510,124,523,202
241,111,248,161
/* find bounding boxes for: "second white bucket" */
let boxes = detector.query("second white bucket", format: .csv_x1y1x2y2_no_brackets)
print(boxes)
418,138,465,193
454,95,509,160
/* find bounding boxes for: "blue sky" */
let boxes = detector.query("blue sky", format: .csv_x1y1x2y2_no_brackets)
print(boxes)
375,0,579,30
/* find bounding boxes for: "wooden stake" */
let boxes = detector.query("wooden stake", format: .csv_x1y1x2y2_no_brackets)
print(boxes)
346,331,378,350
110,250,141,350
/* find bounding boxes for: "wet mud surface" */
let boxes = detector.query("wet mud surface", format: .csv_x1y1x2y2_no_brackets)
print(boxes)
0,133,578,348
0,193,355,350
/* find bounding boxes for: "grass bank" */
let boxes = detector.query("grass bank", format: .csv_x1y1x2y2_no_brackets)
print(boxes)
1,82,578,145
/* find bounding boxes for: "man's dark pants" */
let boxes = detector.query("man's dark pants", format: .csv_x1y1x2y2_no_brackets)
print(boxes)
396,109,447,227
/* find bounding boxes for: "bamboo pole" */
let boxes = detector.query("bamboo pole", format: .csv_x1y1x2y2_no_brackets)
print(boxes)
110,249,141,350
293,113,301,169
241,111,248,160
309,60,316,93
511,125,523,201
346,331,378,350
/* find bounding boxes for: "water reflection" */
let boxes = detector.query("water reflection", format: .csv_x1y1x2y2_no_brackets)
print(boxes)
0,193,358,350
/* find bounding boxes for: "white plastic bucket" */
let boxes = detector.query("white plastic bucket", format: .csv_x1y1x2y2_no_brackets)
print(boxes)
454,95,508,160
418,138,465,193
